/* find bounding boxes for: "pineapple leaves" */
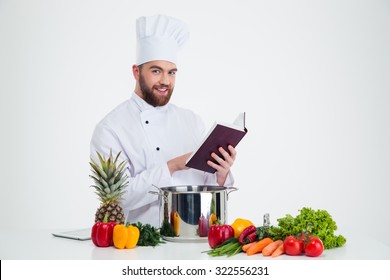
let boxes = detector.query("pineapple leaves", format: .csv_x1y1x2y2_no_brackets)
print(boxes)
89,161,107,180
89,175,108,190
114,151,122,165
116,160,127,173
96,151,107,172
89,150,128,204
114,161,127,183
106,150,115,179
109,175,129,192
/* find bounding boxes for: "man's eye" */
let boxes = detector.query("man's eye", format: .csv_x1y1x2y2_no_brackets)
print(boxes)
152,69,161,74
169,71,176,76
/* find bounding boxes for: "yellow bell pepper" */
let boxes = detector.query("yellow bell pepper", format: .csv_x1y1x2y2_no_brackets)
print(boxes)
113,224,140,249
172,212,180,236
231,218,255,238
209,213,218,226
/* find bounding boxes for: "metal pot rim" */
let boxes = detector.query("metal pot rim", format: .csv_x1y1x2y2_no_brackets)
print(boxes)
159,185,236,194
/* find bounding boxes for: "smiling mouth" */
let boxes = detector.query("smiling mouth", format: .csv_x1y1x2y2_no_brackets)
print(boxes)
155,87,169,95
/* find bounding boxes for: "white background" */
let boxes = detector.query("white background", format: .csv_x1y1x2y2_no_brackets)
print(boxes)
1,0,389,249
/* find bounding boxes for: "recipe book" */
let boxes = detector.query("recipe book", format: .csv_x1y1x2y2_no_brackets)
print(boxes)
185,112,248,173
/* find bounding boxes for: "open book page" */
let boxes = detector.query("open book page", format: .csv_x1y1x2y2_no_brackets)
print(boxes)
198,113,245,145
233,112,246,128
185,112,247,173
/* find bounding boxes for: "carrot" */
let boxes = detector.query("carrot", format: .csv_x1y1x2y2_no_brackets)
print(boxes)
262,240,283,256
242,242,256,252
246,237,273,256
271,243,285,258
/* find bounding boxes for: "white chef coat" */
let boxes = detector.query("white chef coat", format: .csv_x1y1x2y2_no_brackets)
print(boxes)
90,92,234,227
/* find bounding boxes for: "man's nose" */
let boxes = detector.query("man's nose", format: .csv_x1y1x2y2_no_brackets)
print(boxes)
159,73,170,85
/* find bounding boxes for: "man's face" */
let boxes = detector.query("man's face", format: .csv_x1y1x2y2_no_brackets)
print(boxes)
137,60,177,107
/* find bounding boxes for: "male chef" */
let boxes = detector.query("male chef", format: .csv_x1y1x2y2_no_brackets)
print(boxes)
90,14,236,227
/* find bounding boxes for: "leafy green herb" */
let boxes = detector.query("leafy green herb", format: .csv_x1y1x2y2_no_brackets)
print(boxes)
131,222,165,247
255,226,272,241
160,218,176,237
268,207,346,249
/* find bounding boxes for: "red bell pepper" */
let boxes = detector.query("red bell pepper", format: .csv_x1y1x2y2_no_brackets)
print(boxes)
238,225,257,244
91,215,117,247
208,224,234,248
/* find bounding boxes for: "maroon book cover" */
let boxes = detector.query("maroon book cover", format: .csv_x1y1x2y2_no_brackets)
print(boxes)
186,114,248,173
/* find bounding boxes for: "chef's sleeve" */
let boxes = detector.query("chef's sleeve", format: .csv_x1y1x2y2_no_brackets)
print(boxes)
90,123,172,211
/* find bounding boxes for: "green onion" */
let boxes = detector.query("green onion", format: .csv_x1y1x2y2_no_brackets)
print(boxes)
203,238,243,257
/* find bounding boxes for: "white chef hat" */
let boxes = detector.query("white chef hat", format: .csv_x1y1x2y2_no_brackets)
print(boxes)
136,14,189,66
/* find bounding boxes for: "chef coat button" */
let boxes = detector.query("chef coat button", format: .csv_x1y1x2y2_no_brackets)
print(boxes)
156,147,160,151
145,120,149,124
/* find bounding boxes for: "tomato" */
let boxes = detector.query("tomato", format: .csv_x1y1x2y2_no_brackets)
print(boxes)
304,237,324,257
283,235,304,256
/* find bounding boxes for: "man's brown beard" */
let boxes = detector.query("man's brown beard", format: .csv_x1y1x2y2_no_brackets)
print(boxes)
139,74,173,107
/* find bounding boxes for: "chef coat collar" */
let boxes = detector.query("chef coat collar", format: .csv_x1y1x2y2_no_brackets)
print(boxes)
131,92,169,112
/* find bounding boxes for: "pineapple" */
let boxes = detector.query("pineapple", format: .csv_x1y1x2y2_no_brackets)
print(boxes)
89,150,128,224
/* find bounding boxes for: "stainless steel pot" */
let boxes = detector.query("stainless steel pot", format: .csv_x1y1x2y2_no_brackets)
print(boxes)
150,185,237,242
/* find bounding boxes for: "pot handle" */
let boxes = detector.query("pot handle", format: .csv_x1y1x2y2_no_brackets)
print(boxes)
148,184,162,196
148,191,161,196
148,185,169,202
226,186,238,199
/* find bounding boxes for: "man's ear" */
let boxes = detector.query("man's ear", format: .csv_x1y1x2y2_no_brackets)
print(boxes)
132,64,140,80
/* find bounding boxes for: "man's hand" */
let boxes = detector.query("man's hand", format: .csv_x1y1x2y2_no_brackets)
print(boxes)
207,145,236,186
167,152,192,175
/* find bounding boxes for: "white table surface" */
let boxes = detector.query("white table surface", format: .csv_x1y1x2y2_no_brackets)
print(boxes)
1,229,389,260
